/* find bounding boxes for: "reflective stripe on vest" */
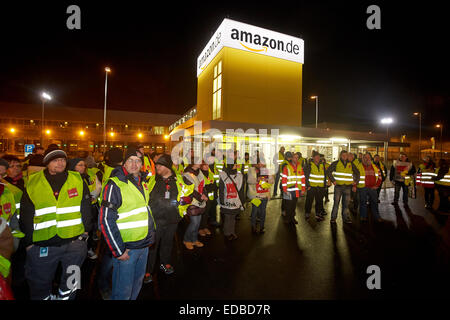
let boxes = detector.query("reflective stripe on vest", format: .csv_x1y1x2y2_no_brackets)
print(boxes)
286,163,304,191
308,163,325,187
333,161,354,185
27,171,84,242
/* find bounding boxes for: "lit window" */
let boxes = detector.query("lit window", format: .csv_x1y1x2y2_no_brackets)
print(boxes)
212,60,222,120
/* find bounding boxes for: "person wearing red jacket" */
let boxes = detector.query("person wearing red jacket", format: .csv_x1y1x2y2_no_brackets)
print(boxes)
357,153,383,222
281,152,305,225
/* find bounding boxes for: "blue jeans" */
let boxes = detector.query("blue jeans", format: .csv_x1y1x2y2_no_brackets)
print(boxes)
111,247,149,300
183,215,202,242
358,187,380,219
251,198,268,228
331,185,351,220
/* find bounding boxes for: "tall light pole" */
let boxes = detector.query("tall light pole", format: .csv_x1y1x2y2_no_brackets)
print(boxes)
103,67,111,153
40,92,52,148
436,124,443,159
381,117,393,163
311,95,319,128
413,112,422,160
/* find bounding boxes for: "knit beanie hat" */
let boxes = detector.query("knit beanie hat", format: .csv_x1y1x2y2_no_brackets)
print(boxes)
105,148,123,167
123,148,142,164
43,148,67,166
155,154,173,170
67,158,84,171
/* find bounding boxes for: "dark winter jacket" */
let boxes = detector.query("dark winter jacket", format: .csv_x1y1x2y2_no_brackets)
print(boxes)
99,166,155,258
19,169,93,248
149,174,193,226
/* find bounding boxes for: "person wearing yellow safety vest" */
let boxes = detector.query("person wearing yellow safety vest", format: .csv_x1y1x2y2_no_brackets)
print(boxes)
137,144,156,178
304,151,327,222
207,155,221,227
68,158,101,260
19,148,93,300
199,161,216,237
0,217,15,299
373,154,387,203
356,153,384,222
0,181,22,241
143,154,195,283
281,152,305,225
273,146,285,197
320,154,331,203
416,156,437,209
433,159,450,214
389,153,416,206
99,148,156,300
327,150,360,224
96,147,123,300
182,163,208,249
22,154,46,187
247,158,273,234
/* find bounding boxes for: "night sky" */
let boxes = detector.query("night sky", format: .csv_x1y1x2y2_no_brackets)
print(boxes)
0,1,448,139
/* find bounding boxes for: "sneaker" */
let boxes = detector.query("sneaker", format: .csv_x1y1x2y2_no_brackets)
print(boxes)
204,228,212,235
144,273,153,283
183,241,194,250
198,229,206,237
160,264,175,275
87,248,98,260
193,241,204,248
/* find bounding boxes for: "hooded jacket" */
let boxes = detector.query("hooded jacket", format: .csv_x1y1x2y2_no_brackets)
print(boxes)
99,166,155,258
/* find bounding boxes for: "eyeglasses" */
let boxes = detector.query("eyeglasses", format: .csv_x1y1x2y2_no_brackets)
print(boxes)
126,159,142,164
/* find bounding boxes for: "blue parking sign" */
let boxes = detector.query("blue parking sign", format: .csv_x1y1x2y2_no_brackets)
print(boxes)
24,144,35,156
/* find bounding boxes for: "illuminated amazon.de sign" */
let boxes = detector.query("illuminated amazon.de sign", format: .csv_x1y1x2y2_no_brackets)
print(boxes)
197,18,304,77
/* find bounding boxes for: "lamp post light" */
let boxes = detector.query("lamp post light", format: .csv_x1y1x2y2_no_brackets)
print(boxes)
380,117,393,165
310,96,319,128
40,91,52,148
103,67,111,153
436,124,443,159
413,112,422,160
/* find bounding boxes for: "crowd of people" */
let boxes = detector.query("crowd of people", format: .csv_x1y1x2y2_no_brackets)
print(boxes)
0,143,449,300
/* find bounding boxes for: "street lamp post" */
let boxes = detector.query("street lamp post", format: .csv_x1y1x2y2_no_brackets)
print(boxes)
311,96,319,128
380,117,393,165
413,112,422,160
40,92,52,148
436,124,443,159
103,67,111,153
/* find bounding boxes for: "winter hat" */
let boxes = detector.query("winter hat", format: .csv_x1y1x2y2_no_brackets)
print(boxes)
43,148,67,166
155,154,173,170
284,151,293,160
123,147,142,164
67,158,84,172
105,148,123,166
0,158,9,170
